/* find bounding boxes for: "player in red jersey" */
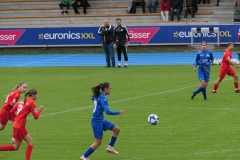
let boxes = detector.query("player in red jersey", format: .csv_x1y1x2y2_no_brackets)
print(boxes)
0,82,27,130
0,89,43,160
212,42,240,93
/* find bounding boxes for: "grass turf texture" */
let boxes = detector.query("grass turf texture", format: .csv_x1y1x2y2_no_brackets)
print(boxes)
0,65,240,160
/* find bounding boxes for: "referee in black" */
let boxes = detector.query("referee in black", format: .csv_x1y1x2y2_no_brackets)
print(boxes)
114,18,130,68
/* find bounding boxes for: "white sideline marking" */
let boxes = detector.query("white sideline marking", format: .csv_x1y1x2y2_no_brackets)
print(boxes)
119,148,240,160
38,78,233,118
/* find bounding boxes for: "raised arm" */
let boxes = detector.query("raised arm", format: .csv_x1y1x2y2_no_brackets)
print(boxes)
30,104,43,120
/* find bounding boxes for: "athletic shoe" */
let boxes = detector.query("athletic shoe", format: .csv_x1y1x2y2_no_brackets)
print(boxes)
76,13,80,15
124,65,128,68
105,66,111,68
182,18,187,21
80,155,89,160
118,65,121,68
106,146,119,155
235,89,240,93
11,137,15,144
191,92,196,99
192,18,195,21
212,90,217,94
65,10,68,15
61,11,64,14
204,98,207,100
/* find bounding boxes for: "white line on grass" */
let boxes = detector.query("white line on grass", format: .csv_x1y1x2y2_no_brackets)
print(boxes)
38,78,233,118
119,148,240,160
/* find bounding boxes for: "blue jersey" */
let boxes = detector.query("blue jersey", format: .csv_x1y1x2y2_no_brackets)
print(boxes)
92,92,119,121
194,50,213,74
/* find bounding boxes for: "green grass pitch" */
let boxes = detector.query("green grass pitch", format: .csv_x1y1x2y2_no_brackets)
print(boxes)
0,65,240,160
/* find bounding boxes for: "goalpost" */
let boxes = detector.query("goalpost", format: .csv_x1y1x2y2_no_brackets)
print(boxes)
190,27,220,49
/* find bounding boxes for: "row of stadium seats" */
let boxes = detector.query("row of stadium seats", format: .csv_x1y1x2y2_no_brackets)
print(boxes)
0,0,234,27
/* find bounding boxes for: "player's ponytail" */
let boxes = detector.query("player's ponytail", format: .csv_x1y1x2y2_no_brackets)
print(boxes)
10,82,26,93
91,84,102,98
24,89,38,104
91,82,110,98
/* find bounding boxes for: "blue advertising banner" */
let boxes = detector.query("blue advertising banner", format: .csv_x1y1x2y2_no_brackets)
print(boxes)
0,24,239,47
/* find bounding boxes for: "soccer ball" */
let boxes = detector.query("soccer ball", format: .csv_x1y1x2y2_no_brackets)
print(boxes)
212,59,221,65
148,114,159,125
231,59,240,65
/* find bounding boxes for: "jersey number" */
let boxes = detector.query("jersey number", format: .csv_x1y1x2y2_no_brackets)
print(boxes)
5,94,10,103
93,100,97,113
17,105,23,115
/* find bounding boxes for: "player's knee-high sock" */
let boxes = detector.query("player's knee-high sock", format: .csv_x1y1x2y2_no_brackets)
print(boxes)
109,136,117,147
26,145,33,160
194,87,202,94
202,87,207,99
234,82,239,90
0,145,15,151
213,83,218,91
84,147,94,158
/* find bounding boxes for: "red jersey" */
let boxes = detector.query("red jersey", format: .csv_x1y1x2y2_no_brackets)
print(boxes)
10,98,42,129
2,90,20,111
221,49,232,69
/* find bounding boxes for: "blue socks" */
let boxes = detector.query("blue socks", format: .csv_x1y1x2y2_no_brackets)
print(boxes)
109,136,117,147
194,87,207,99
202,87,207,99
83,136,117,158
84,147,94,158
194,87,202,95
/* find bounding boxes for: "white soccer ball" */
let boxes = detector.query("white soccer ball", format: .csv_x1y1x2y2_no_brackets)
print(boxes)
231,59,240,65
213,59,221,65
148,114,159,125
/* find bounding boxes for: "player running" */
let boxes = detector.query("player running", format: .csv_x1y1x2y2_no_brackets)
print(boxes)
0,89,43,160
212,42,240,93
80,82,125,160
0,82,27,131
192,41,213,100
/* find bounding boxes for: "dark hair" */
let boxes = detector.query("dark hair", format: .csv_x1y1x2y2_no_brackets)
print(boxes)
201,41,207,45
228,42,234,46
10,82,26,93
24,89,38,104
116,18,121,22
91,82,110,98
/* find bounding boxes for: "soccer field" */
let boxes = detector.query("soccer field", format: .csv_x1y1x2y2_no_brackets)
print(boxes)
0,65,240,160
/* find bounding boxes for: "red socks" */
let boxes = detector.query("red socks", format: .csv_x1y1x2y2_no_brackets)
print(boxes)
0,145,15,151
213,84,219,90
26,145,33,160
234,82,239,89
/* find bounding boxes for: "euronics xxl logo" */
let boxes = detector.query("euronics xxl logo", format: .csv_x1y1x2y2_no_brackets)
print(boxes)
173,30,232,38
38,31,95,40
0,30,25,45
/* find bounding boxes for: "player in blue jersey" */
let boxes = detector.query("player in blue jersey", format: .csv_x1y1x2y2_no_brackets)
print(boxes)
191,41,213,100
80,82,125,160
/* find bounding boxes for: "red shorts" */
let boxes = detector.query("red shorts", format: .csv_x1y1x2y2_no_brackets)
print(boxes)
219,67,237,79
0,108,10,126
12,128,28,142
0,108,16,126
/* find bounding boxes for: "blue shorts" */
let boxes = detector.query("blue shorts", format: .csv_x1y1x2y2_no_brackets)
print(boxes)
91,119,115,139
198,70,210,83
